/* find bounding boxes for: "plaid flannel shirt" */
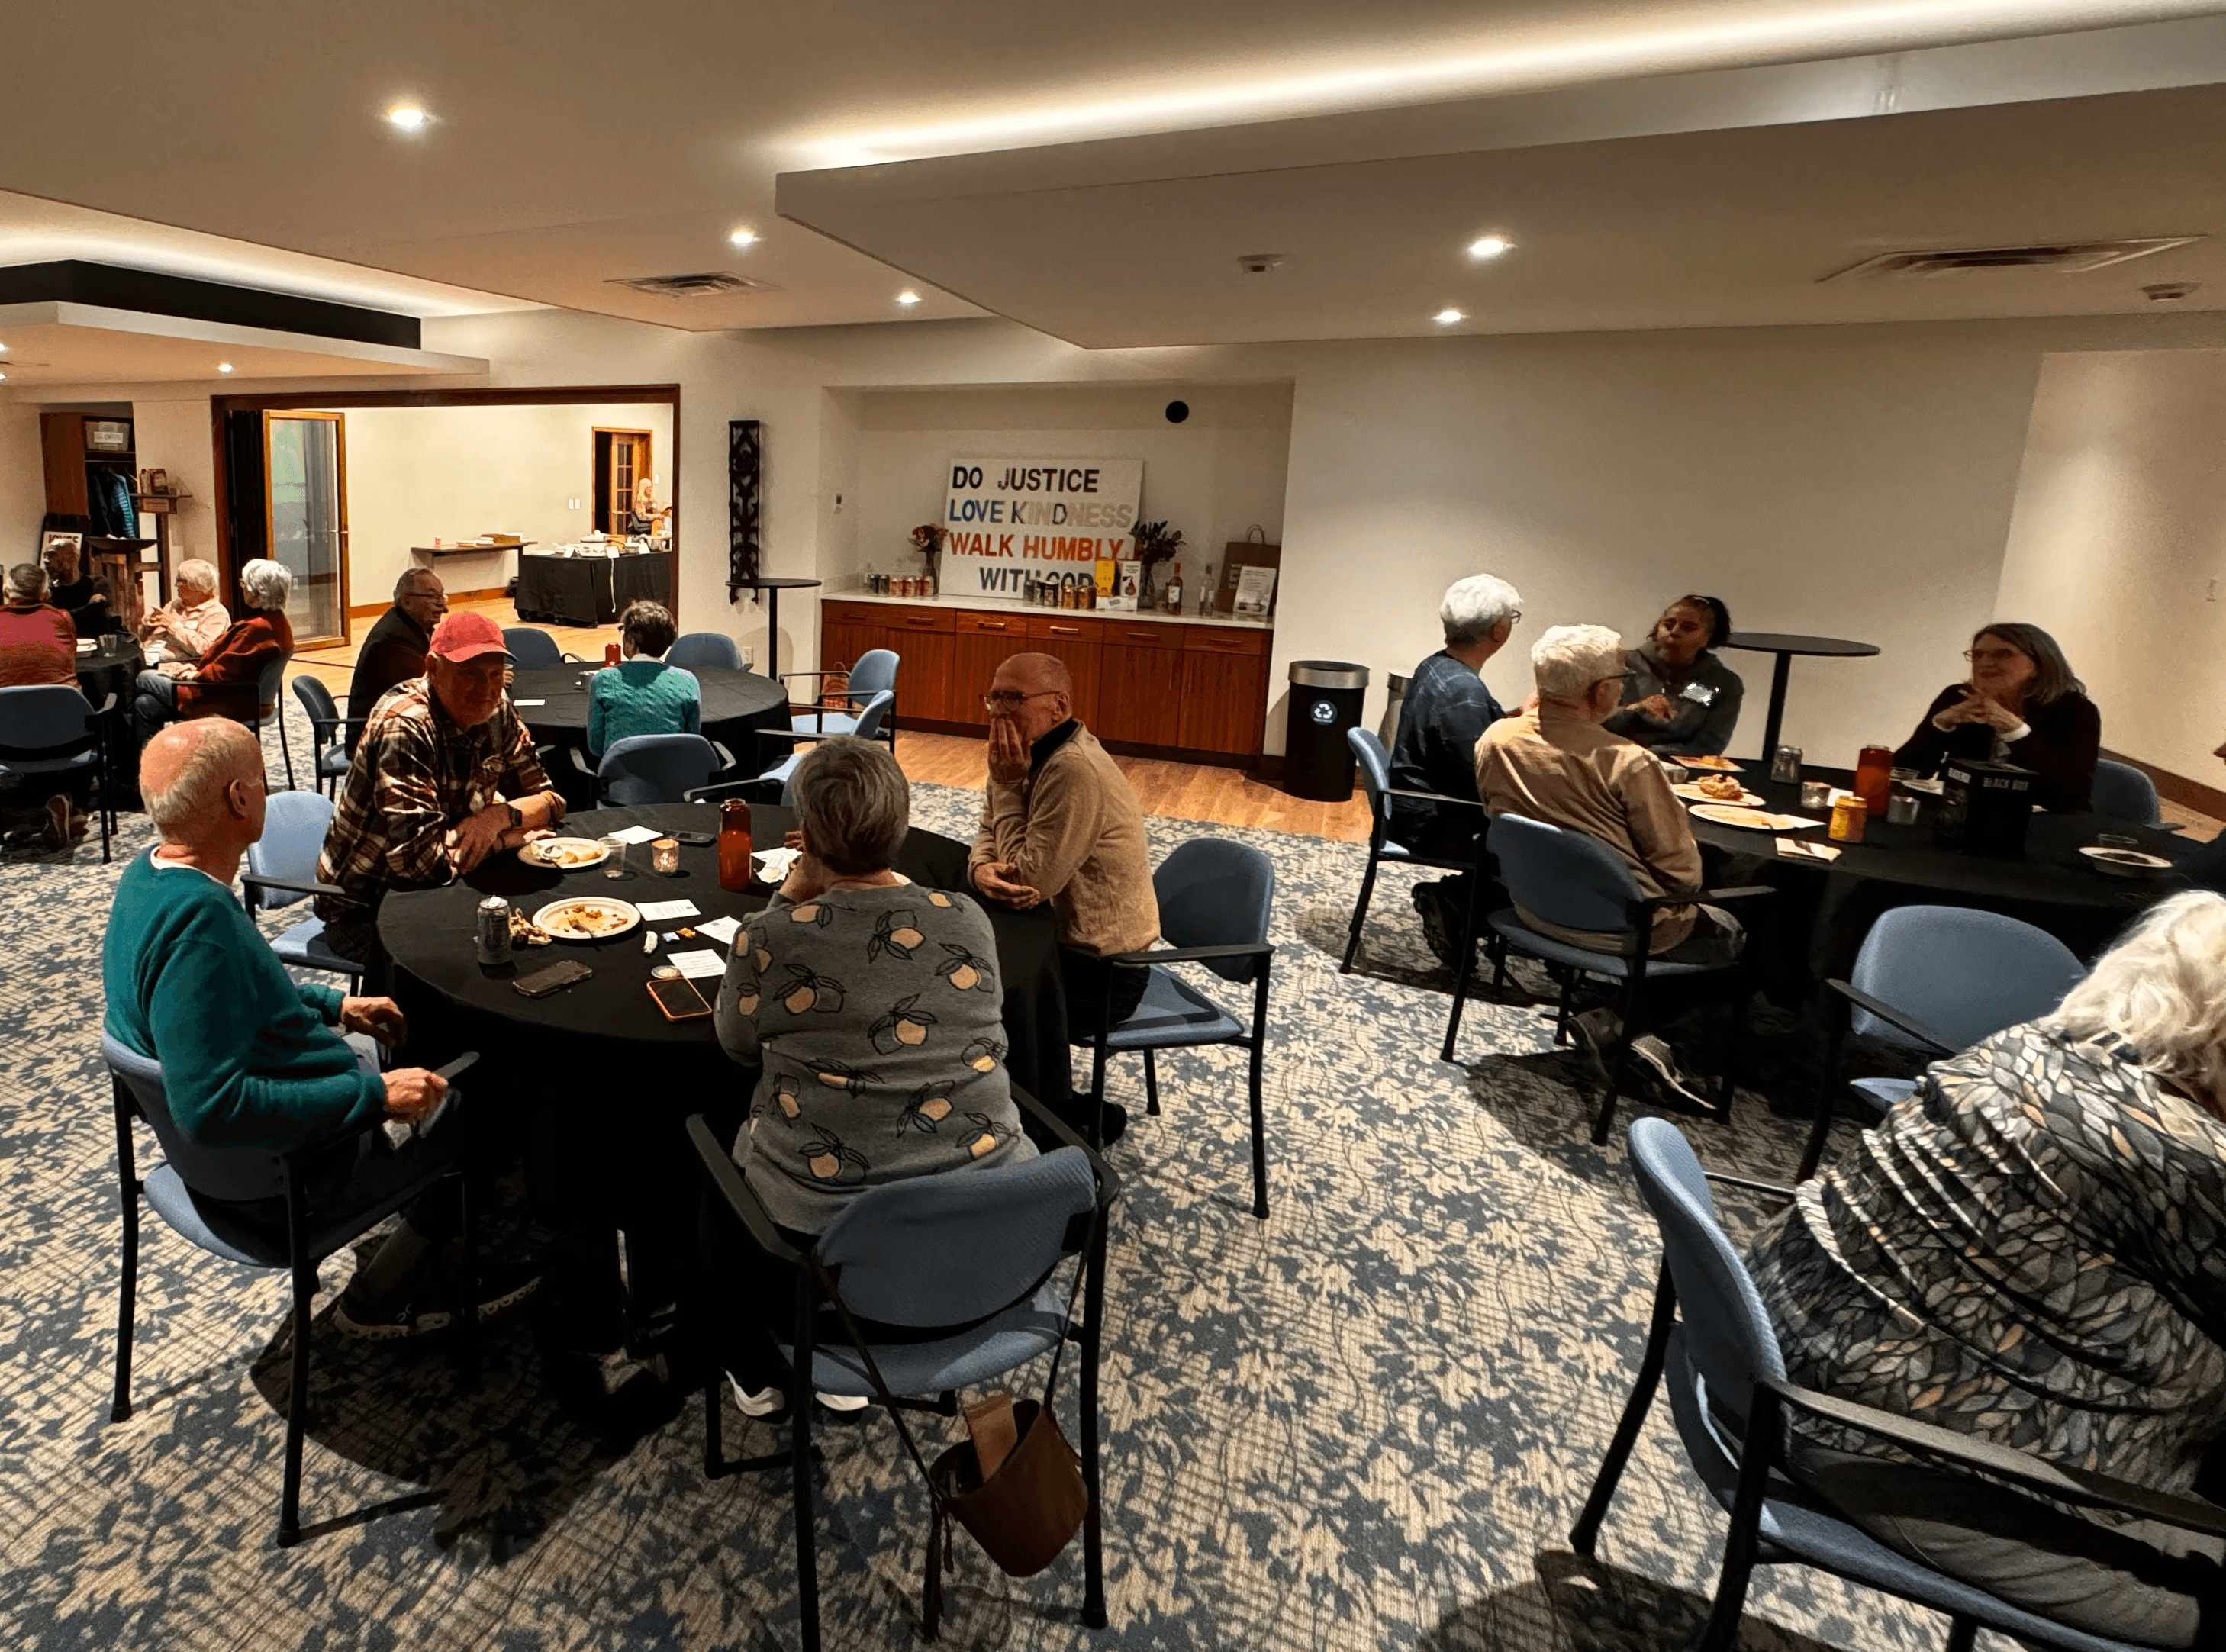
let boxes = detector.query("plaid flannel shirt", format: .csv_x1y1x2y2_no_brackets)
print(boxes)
314,678,560,921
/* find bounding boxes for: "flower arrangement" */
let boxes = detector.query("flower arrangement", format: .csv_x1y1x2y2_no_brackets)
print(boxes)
1129,519,1184,567
909,523,948,555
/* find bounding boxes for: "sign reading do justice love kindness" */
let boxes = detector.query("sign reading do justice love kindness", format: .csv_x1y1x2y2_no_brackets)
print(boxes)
940,456,1142,600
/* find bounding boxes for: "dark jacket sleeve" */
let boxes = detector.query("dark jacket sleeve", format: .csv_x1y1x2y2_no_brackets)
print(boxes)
1890,685,1969,778
2008,693,2101,813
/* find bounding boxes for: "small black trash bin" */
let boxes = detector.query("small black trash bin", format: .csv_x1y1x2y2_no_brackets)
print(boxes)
1283,660,1370,800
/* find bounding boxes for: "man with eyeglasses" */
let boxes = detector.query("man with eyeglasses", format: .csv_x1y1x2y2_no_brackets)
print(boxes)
967,651,1159,1142
1390,572,1523,963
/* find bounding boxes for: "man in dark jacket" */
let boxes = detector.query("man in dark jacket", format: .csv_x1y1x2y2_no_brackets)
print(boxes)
346,568,446,751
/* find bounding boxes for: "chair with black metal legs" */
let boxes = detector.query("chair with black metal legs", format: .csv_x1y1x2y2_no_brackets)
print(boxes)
0,681,114,861
1340,727,1487,979
2092,758,2181,832
784,647,900,750
291,675,366,796
102,1039,481,1547
686,691,895,807
1574,1116,2216,1652
569,732,739,806
688,1084,1117,1650
1795,904,2084,1180
1453,813,1773,1143
501,626,579,668
243,653,297,790
240,789,365,981
666,631,743,672
1071,838,1277,1216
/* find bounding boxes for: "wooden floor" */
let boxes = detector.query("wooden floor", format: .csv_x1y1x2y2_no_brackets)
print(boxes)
293,599,1377,840
301,602,2221,845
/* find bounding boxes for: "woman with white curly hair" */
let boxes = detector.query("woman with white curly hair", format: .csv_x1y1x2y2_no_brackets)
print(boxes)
1748,890,2226,1646
132,558,294,752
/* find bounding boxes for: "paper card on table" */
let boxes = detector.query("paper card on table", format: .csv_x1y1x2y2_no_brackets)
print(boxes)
666,948,726,980
636,899,701,921
606,825,662,845
695,916,743,947
1780,839,1842,863
752,846,801,881
513,698,547,707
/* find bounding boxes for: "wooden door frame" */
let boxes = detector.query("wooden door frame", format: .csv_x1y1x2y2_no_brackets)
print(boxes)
210,384,682,623
593,426,655,539
262,408,350,646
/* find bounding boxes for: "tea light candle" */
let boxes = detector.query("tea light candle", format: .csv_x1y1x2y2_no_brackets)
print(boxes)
651,836,681,875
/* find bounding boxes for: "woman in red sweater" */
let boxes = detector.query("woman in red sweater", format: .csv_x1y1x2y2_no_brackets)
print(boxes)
132,558,294,749
0,563,77,688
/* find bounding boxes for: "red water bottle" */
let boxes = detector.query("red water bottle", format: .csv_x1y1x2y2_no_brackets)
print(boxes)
718,797,754,891
604,641,622,668
1854,745,1894,816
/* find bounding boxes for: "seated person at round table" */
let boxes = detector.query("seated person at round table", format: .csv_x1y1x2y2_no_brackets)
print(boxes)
707,734,1036,1414
1748,890,2226,1648
1893,621,2100,812
130,558,295,750
587,599,701,755
0,562,79,688
41,537,98,633
107,720,527,1338
1602,594,1744,758
1388,572,1522,963
344,568,446,752
137,558,231,678
314,610,565,967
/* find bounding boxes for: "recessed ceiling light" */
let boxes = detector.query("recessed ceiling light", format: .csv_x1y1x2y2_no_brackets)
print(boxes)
1433,308,1464,325
386,105,430,132
0,341,9,353
0,372,8,382
728,227,759,248
1467,235,1512,260
217,362,235,374
896,290,922,307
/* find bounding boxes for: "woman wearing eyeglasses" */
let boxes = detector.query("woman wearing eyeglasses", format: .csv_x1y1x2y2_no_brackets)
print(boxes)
1892,622,2100,812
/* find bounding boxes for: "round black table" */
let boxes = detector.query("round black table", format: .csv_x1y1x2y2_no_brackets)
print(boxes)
378,801,1066,1352
76,634,143,805
1721,633,1881,764
1684,770,2193,993
507,665,791,809
724,577,820,678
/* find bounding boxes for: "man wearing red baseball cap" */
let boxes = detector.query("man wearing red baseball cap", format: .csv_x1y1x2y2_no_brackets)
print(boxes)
315,611,566,968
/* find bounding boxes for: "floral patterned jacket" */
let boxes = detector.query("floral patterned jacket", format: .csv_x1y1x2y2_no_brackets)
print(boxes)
1748,1022,2226,1509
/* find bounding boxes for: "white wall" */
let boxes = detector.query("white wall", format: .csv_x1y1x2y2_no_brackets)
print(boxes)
331,401,672,609
1996,349,2226,784
0,401,45,560
838,382,1292,601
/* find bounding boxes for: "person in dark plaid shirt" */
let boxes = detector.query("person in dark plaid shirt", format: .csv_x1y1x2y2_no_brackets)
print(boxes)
315,611,565,966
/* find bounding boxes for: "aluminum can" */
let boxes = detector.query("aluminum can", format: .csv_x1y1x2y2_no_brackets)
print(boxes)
1828,795,1868,844
475,895,513,964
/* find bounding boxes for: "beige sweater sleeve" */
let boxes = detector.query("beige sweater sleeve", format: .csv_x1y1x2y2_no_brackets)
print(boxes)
1618,753,1704,897
968,762,1100,902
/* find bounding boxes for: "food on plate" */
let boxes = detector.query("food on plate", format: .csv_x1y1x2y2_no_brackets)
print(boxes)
508,911,552,947
525,838,607,868
540,902,631,939
1696,773,1744,801
1680,754,1741,772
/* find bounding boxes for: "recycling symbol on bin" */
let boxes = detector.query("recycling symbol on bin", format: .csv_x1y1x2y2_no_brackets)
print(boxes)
1309,699,1336,725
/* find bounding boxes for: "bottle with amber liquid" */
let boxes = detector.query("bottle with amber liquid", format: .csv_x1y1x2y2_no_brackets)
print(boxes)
1854,744,1896,816
718,797,754,891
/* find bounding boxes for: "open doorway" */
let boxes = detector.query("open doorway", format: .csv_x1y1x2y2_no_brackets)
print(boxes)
594,427,652,538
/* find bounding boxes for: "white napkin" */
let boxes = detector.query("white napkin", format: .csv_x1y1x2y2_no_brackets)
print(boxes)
605,825,662,845
752,846,801,882
666,949,726,980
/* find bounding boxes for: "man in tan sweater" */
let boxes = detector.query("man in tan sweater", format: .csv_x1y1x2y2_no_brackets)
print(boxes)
968,651,1160,1138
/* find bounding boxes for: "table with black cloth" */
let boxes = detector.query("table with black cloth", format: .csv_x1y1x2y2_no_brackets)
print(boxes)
1683,770,2195,1001
507,665,791,810
376,801,1066,1348
514,552,673,627
74,633,142,804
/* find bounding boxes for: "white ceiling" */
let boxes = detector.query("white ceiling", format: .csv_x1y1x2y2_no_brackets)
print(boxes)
2,0,2224,345
0,303,489,387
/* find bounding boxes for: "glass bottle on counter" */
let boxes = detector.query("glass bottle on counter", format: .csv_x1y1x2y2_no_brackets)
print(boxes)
718,797,754,891
1164,568,1184,613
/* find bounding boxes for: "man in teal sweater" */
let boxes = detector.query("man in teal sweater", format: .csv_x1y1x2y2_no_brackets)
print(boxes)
106,719,523,1337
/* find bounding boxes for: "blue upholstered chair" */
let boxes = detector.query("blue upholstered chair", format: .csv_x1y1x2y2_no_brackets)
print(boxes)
1796,905,2086,1179
688,1093,1116,1651
1574,1116,2216,1652
786,647,899,749
666,632,743,672
500,626,574,668
238,789,363,981
1340,726,1487,976
243,653,296,790
2092,758,2181,832
572,732,736,806
290,675,362,795
1459,813,1773,1144
1072,838,1277,1216
710,689,894,806
0,681,113,861
103,1038,478,1547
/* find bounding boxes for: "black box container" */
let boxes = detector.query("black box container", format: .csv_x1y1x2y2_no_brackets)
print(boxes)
1933,757,2038,858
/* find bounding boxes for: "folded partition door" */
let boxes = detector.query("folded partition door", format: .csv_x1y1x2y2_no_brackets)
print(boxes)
263,411,348,646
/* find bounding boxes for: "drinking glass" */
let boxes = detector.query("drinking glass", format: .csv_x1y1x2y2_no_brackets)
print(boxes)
601,835,628,878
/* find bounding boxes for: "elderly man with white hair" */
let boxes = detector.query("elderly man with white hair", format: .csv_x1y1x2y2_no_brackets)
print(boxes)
1388,572,1522,962
105,719,532,1336
137,558,230,677
130,556,294,749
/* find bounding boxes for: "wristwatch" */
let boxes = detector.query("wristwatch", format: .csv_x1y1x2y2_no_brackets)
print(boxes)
506,803,523,830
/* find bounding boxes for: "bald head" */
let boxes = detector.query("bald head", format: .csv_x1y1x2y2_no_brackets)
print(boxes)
141,720,262,844
1003,652,1072,697
988,651,1077,745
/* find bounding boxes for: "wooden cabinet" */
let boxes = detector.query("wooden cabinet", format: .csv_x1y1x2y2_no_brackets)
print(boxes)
951,611,1026,729
817,601,884,702
1178,638,1269,755
1095,621,1186,745
878,606,958,723
1026,614,1102,722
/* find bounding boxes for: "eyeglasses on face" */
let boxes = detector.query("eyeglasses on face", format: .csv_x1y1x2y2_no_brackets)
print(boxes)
1964,647,2026,665
982,689,1061,712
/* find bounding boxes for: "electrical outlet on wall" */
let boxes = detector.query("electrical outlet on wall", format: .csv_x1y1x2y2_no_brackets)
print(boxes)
567,497,581,511
833,492,844,514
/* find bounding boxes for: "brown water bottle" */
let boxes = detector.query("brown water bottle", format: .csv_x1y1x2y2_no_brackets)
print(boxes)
1854,744,1895,816
718,797,753,890
604,642,623,668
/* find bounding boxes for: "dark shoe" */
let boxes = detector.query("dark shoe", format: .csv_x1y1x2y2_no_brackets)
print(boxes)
1567,1007,1622,1089
1412,882,1455,964
472,1261,543,1324
1631,1035,1715,1111
1096,1101,1129,1148
336,1260,540,1341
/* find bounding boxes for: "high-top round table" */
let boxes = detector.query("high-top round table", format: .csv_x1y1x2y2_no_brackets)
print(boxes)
725,577,820,678
507,665,791,808
1721,633,1880,763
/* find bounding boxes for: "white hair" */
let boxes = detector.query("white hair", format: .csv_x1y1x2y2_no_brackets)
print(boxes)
176,559,218,595
1440,574,1522,648
2045,890,2226,1109
142,721,260,842
238,558,292,611
1531,623,1625,702
394,566,440,600
5,563,47,603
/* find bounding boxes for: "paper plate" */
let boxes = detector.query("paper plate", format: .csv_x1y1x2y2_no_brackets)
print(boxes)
1679,755,1743,773
1674,781,1766,808
520,836,609,870
531,897,641,940
2078,845,2172,878
1690,803,1819,832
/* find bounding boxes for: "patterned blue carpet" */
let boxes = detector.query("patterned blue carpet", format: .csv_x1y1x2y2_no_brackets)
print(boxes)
0,712,1945,1651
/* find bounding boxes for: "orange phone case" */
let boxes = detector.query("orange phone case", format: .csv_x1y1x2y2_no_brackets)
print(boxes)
646,976,712,1021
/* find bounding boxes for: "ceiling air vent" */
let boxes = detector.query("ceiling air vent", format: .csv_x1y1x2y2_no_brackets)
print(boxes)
1822,237,2202,281
605,271,781,298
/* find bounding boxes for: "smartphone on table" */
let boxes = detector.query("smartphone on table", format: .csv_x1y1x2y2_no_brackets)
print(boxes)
647,974,713,1021
514,959,592,998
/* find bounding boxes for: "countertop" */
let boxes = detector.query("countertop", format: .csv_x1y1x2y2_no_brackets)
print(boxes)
823,587,1274,633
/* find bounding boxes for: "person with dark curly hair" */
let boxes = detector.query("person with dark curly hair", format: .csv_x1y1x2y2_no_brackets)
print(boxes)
1603,594,1744,758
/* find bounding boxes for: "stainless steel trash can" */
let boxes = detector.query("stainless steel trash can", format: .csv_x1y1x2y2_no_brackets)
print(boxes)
1378,671,1409,746
1284,660,1369,800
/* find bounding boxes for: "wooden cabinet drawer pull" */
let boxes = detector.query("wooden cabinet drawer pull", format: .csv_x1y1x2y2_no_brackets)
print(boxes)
975,620,1008,631
1047,624,1080,636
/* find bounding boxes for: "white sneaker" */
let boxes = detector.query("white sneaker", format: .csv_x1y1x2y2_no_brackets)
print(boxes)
1631,1034,1713,1110
727,1374,784,1417
816,1390,871,1413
